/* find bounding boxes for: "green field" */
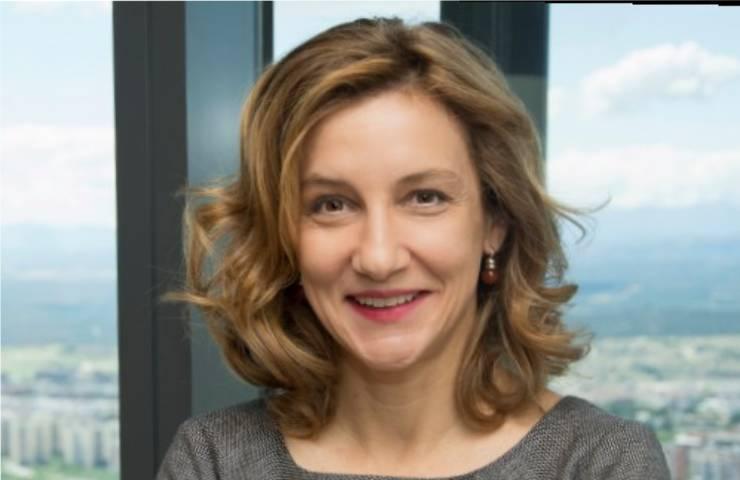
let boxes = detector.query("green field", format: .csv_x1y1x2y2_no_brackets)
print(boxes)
1,457,118,480
1,344,117,381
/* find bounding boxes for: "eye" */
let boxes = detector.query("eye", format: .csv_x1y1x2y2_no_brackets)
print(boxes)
409,190,449,207
310,196,349,215
310,190,450,214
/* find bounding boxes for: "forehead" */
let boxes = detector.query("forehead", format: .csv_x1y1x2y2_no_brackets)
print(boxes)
301,89,476,183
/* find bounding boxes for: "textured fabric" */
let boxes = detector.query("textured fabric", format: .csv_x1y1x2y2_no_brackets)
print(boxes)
156,395,671,479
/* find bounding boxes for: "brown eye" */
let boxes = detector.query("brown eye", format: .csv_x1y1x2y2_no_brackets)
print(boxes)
410,190,449,206
311,196,348,214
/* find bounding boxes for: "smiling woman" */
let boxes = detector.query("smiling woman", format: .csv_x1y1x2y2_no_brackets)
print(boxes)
158,17,671,479
297,90,501,380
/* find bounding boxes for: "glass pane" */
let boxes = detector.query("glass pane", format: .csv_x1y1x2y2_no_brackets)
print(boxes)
547,5,740,480
274,1,440,61
1,2,119,479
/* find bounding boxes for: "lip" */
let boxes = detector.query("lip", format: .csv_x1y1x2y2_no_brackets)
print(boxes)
347,289,425,298
346,291,430,324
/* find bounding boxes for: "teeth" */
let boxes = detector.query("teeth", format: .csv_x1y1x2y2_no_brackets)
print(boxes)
354,293,418,308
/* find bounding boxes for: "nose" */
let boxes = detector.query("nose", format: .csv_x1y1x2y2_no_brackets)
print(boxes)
351,209,409,281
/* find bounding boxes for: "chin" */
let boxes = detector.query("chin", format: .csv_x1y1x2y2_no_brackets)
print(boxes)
351,339,427,373
364,356,418,373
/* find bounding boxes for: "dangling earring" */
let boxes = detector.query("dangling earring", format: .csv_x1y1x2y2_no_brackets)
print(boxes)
480,252,497,285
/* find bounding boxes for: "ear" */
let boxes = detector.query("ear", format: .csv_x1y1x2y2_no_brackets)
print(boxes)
483,217,508,254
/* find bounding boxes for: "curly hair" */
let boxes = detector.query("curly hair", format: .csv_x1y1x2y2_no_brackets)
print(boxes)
175,17,591,438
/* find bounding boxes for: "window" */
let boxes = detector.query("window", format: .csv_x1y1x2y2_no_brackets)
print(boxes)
1,3,119,478
274,1,440,60
547,5,740,479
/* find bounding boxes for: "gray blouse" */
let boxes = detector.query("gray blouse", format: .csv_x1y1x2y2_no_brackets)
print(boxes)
156,395,671,479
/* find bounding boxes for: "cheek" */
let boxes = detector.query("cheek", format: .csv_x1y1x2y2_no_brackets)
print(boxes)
402,214,484,276
298,226,350,287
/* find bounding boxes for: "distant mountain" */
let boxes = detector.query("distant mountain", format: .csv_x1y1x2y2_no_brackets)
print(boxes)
2,224,117,346
561,205,740,337
560,204,740,251
1,206,739,346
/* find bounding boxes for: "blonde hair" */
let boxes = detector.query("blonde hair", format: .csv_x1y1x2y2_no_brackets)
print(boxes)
177,17,590,437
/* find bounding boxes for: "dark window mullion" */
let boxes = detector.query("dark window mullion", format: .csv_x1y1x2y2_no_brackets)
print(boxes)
114,3,190,477
441,2,549,147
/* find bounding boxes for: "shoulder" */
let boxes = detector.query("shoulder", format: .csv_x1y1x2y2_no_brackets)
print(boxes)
548,396,671,479
178,397,273,448
157,397,286,480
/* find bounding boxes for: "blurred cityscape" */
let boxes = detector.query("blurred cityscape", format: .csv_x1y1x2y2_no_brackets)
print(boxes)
2,336,739,479
1,345,119,479
553,335,740,480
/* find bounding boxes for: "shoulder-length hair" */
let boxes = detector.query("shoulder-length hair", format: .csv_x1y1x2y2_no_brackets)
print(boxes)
178,17,590,437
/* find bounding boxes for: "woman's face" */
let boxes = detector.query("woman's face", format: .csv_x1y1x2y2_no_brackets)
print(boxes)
298,89,505,374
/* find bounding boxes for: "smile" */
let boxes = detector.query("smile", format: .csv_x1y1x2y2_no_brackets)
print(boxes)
353,292,420,308
346,291,429,324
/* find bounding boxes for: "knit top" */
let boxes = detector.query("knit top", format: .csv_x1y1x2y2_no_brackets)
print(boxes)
156,395,671,479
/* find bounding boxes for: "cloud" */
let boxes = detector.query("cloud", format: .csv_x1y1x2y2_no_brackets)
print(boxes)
6,268,116,282
0,124,116,227
547,144,740,209
581,42,740,116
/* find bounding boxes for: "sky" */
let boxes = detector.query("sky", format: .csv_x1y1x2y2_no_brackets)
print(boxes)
547,4,740,214
0,1,115,228
0,2,738,229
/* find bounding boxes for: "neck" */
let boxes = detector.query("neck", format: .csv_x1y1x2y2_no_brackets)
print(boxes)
326,313,482,462
335,357,461,452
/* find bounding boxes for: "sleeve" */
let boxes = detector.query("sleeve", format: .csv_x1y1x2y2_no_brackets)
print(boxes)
156,417,221,480
579,421,672,480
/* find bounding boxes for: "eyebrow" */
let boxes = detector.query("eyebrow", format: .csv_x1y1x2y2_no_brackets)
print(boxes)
300,168,464,191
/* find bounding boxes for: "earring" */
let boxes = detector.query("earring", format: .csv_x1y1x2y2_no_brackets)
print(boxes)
480,252,497,285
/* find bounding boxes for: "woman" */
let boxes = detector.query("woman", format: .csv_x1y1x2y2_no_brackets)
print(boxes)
158,18,670,479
